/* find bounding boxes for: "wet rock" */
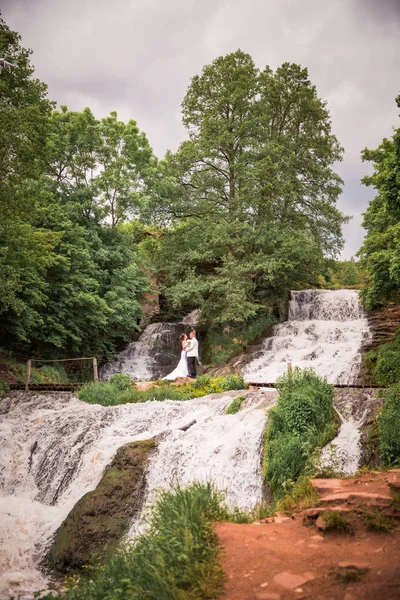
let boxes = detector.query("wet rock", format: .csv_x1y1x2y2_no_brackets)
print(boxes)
46,440,156,573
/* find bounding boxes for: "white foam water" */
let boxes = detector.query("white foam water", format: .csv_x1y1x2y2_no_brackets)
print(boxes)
243,289,371,384
319,418,362,476
0,391,269,598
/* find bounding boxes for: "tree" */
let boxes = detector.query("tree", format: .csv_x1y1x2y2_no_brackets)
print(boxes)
96,112,155,227
30,107,153,358
358,95,400,309
0,17,58,345
154,50,346,325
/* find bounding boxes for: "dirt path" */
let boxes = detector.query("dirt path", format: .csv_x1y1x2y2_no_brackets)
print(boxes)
216,471,400,600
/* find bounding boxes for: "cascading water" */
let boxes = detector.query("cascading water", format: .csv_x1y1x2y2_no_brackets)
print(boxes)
101,321,198,381
0,390,271,599
243,289,371,384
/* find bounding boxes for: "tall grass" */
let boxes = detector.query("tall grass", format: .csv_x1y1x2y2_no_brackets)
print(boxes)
40,482,227,600
378,384,400,466
264,368,334,499
78,374,247,406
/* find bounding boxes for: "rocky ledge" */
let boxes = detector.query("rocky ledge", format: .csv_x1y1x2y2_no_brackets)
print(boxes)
46,439,156,573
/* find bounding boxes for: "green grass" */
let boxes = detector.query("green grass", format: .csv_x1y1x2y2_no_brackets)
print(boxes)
39,482,227,600
321,511,354,534
362,508,393,532
78,374,248,406
277,476,321,514
378,385,400,467
225,395,246,415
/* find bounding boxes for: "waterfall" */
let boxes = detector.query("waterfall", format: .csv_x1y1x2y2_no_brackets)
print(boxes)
101,321,195,381
0,390,270,598
243,289,371,384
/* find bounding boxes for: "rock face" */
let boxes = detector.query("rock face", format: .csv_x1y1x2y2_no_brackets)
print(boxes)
47,440,156,573
358,304,400,385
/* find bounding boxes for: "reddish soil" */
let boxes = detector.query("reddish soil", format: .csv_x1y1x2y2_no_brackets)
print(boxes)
216,471,400,600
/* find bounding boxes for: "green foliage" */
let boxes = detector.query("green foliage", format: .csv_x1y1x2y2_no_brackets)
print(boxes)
108,373,132,391
318,258,366,289
225,395,246,415
203,311,278,366
371,336,400,386
39,364,69,383
0,20,152,359
357,97,400,309
277,476,321,514
0,18,59,344
78,374,247,406
378,385,400,466
264,368,334,499
151,51,346,328
40,482,226,600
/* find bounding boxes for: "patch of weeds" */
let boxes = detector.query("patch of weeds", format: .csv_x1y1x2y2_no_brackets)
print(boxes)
277,476,321,514
322,511,354,534
362,508,393,532
227,501,275,524
225,395,246,415
390,489,400,512
333,568,363,584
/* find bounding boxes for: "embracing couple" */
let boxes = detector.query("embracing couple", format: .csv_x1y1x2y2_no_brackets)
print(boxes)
162,330,199,381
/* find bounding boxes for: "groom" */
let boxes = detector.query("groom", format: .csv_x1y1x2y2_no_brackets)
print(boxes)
186,329,199,379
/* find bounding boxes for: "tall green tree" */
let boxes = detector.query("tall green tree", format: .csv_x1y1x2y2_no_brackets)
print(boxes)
154,50,346,325
0,17,58,345
30,106,153,358
358,95,400,309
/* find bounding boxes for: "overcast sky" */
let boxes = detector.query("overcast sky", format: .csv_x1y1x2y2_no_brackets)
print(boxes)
2,0,400,258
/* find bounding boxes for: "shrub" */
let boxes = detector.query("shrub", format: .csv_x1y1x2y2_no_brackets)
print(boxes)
41,482,226,600
108,373,132,391
225,395,246,415
373,337,400,386
378,385,400,466
264,368,334,499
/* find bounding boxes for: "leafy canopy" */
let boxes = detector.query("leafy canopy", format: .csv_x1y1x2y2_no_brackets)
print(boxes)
152,50,347,325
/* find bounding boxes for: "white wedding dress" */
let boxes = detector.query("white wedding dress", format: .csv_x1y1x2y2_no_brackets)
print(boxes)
162,350,189,380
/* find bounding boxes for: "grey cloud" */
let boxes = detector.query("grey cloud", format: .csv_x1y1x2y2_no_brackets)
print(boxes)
2,0,400,258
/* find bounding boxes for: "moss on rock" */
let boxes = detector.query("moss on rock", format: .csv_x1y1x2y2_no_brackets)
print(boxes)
47,439,156,573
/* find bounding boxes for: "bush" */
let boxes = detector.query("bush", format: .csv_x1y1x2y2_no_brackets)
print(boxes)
41,482,226,600
378,385,400,466
264,368,334,499
373,337,400,386
108,373,132,391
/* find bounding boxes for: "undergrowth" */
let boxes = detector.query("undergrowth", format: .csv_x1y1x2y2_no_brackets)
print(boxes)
277,476,321,514
38,482,227,600
364,334,400,386
377,385,400,467
78,373,247,406
203,311,278,366
263,368,334,499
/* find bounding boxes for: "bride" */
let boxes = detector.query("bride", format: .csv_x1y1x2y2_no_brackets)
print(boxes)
162,333,189,380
